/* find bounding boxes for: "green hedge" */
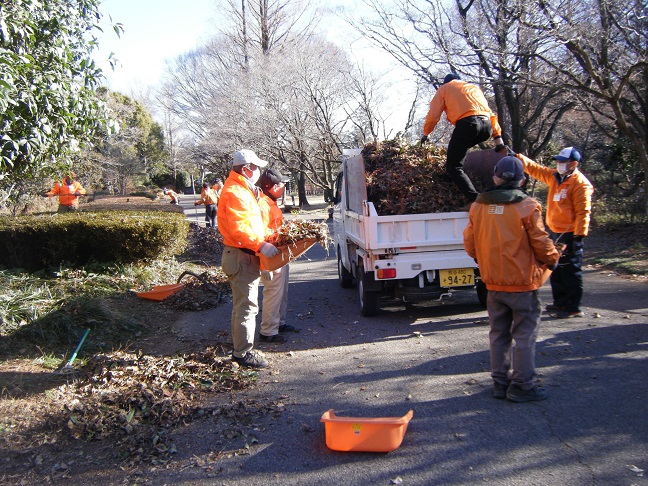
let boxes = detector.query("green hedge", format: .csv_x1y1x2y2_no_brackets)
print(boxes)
0,211,189,271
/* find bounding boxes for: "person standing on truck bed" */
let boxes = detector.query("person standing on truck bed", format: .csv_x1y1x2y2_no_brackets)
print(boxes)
217,149,280,369
516,147,594,319
421,73,505,210
463,156,560,402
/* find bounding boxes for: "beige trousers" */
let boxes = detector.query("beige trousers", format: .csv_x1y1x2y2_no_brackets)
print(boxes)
221,246,261,359
260,264,290,336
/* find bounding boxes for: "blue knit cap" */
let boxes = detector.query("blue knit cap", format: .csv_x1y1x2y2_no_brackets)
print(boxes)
443,73,461,84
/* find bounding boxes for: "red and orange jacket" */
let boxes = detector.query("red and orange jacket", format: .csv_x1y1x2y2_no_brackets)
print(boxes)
46,180,86,207
216,171,266,252
423,79,502,138
517,154,593,236
463,187,559,292
259,193,284,233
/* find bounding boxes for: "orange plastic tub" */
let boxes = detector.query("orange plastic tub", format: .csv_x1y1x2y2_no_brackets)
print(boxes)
136,283,184,301
259,238,317,271
320,409,414,452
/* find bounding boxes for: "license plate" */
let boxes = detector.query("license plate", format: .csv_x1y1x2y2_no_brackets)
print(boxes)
440,268,474,287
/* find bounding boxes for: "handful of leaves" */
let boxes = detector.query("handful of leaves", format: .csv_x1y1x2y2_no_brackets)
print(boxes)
265,219,330,250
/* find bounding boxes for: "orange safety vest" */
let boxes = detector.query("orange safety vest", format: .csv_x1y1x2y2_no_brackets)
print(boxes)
423,80,502,138
216,171,266,252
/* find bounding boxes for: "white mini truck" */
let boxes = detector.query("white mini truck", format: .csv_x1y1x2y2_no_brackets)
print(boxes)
332,148,487,316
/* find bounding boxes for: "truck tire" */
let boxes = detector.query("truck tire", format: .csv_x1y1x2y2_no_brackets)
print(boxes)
358,265,380,317
476,279,488,308
337,250,353,288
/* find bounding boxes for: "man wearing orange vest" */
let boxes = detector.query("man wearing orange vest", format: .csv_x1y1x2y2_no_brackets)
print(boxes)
44,172,86,213
194,182,219,227
517,147,594,319
421,73,504,209
464,156,559,402
217,149,280,369
257,167,299,343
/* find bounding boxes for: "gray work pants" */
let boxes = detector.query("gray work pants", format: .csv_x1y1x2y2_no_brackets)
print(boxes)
221,246,261,359
488,290,541,390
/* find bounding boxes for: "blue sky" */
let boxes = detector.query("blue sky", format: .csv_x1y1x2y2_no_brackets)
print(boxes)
94,0,217,93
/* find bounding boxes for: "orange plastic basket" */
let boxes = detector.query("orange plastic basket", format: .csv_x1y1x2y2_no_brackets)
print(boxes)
259,238,317,271
320,409,414,452
136,283,184,301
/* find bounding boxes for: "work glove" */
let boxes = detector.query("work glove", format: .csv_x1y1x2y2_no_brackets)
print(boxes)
420,134,428,145
493,137,505,152
547,262,559,271
194,201,200,206
506,146,517,157
40,191,48,197
259,242,279,258
74,191,81,196
571,236,584,253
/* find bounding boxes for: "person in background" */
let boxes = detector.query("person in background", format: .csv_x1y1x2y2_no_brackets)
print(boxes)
421,73,505,209
516,147,594,319
217,149,280,369
163,187,181,204
194,182,219,227
463,156,560,402
212,178,223,195
256,168,299,343
44,172,86,213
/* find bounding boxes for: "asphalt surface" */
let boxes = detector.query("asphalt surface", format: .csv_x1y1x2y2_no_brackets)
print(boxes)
163,197,648,486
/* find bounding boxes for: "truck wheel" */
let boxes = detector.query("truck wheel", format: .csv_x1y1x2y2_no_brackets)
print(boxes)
476,280,488,308
337,250,353,288
358,266,379,317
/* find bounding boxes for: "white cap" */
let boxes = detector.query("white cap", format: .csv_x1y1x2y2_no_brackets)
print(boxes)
232,149,268,168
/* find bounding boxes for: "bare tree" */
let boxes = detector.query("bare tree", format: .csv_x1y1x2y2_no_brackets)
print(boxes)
528,0,648,214
351,0,577,156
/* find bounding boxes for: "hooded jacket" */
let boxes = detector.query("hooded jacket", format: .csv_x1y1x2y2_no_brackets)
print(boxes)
463,186,560,292
517,154,593,236
423,79,502,138
216,170,266,252
47,178,86,207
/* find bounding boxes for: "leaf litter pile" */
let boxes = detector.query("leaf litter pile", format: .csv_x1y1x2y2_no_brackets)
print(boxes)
9,348,285,467
362,139,470,215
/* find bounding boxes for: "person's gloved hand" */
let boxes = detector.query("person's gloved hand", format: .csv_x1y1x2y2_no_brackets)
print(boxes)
507,146,517,157
74,191,81,196
493,137,505,152
572,236,584,252
40,191,48,197
420,134,428,145
547,262,559,271
259,242,279,258
194,201,200,206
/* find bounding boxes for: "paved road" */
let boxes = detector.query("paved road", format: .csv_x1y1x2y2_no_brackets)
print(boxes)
160,203,648,485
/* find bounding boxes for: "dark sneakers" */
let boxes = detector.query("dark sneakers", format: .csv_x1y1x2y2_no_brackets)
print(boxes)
493,382,509,399
259,333,286,343
551,310,584,319
232,351,269,369
279,324,300,333
545,304,564,313
506,384,548,403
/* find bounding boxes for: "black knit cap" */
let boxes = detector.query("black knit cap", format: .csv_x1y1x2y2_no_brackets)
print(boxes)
257,168,289,189
443,73,461,84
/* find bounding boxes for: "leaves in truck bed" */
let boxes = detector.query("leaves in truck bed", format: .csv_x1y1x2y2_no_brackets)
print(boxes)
362,139,470,215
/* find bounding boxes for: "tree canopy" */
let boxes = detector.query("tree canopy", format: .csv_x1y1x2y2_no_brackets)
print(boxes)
0,0,118,192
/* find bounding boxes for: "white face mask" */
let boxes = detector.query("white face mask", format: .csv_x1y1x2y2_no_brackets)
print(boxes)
247,167,261,185
556,162,569,175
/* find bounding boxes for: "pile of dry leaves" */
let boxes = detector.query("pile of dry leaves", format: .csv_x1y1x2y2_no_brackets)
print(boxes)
38,348,283,466
362,139,469,215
